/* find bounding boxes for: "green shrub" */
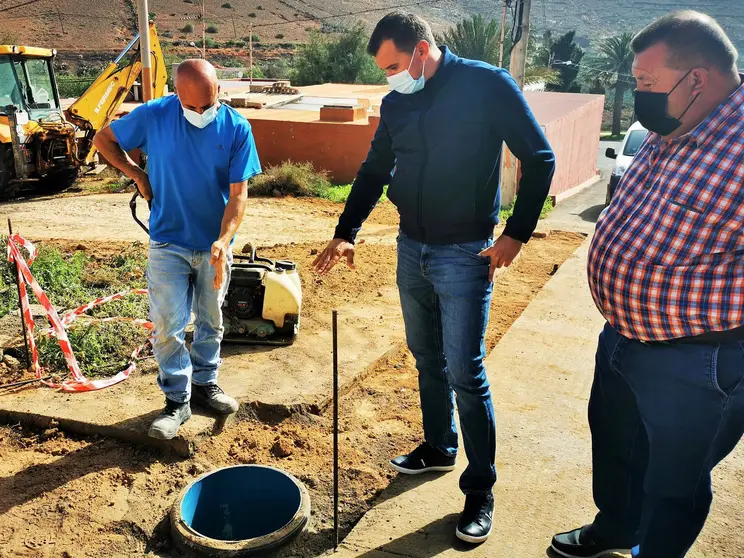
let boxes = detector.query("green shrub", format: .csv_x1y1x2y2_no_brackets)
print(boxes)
248,162,332,197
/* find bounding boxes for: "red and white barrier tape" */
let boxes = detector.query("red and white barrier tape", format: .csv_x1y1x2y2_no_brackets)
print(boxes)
6,234,152,393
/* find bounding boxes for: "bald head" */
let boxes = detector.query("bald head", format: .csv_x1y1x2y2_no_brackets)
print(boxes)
175,59,220,113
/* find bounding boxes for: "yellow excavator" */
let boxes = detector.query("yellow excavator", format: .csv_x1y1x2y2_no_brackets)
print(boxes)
0,22,168,200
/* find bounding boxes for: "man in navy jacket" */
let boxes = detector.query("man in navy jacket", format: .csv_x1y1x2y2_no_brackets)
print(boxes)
313,11,555,542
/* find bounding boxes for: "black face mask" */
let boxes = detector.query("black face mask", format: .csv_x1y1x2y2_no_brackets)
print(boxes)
634,70,700,136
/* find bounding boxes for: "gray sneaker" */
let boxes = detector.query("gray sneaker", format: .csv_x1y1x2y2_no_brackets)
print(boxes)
191,383,239,415
149,399,192,440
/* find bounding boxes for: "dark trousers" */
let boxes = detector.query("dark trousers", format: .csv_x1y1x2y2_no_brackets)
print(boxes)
589,323,744,558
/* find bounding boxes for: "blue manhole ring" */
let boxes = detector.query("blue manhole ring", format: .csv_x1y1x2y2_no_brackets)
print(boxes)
171,464,311,557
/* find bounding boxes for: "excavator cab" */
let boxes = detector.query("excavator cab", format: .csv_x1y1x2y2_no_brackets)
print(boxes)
0,51,61,116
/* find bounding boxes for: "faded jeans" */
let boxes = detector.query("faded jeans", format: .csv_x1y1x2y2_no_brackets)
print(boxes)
147,240,232,403
396,232,497,495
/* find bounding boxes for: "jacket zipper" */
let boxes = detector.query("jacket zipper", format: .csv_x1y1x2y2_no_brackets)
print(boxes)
417,109,428,242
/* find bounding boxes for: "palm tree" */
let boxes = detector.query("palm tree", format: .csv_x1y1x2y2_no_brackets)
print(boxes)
436,14,510,67
586,33,635,135
436,15,559,86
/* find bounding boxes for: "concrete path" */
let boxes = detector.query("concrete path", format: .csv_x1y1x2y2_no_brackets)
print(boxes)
331,237,744,557
540,140,620,236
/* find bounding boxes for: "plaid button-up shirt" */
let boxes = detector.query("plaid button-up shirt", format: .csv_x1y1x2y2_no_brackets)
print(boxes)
588,80,744,341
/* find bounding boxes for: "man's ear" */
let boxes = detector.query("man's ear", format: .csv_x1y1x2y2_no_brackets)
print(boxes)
689,68,708,96
417,40,430,58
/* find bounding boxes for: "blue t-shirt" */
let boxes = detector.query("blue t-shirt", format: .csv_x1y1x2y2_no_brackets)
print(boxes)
111,95,262,252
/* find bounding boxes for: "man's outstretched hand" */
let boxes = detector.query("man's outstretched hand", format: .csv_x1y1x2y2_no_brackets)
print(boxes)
479,234,523,282
312,239,356,275
210,239,228,290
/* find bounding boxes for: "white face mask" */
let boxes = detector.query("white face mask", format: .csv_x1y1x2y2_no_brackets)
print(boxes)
182,101,220,128
387,50,426,95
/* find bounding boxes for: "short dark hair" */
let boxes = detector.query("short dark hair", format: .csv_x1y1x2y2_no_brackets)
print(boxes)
367,11,436,56
632,11,738,74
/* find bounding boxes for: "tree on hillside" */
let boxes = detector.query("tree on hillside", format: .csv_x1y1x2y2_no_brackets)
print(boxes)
292,24,385,86
533,30,584,92
584,32,635,135
436,15,559,88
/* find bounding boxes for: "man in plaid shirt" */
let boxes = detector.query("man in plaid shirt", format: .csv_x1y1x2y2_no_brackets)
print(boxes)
552,12,744,558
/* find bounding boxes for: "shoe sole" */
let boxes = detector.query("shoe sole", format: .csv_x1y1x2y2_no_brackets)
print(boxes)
148,410,192,440
191,402,238,415
389,462,456,475
455,525,492,544
550,544,633,558
190,395,238,416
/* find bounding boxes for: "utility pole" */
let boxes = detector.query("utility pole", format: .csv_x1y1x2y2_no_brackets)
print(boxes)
249,24,253,88
137,0,153,101
201,0,206,58
500,0,531,206
55,3,66,34
498,0,508,68
508,0,531,89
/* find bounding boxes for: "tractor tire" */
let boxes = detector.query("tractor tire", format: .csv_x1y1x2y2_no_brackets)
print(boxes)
38,168,79,194
0,144,20,201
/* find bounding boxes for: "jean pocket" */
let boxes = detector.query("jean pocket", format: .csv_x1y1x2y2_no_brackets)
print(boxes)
449,239,493,261
149,240,169,249
710,343,744,398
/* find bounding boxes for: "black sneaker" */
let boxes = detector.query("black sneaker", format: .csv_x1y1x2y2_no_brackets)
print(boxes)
456,493,494,544
551,525,633,558
191,383,239,415
148,399,192,440
389,442,456,475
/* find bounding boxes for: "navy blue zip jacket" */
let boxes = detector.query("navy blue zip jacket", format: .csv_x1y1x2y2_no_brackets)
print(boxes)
334,47,556,245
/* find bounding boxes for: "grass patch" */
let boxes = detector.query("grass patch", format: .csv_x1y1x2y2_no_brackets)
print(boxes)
247,162,389,203
321,184,388,204
499,197,554,223
0,239,150,374
206,25,219,34
36,320,149,378
600,131,626,141
0,240,149,319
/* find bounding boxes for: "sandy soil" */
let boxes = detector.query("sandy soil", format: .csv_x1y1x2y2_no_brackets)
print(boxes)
0,228,585,557
1,193,400,251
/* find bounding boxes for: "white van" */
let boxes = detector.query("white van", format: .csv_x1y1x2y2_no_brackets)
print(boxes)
604,121,649,204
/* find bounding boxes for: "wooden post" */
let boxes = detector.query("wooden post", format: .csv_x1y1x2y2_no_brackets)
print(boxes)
7,219,31,370
501,0,532,206
332,309,339,550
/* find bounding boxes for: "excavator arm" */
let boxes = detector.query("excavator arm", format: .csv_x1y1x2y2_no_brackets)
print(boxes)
65,21,167,164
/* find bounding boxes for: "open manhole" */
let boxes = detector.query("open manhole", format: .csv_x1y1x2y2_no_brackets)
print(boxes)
171,465,311,556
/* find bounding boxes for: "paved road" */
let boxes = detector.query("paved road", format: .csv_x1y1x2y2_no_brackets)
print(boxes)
544,140,622,235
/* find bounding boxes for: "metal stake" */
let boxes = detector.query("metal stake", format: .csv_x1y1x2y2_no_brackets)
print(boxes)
7,219,31,369
332,309,339,550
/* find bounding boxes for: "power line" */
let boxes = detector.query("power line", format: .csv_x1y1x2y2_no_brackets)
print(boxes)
0,0,44,14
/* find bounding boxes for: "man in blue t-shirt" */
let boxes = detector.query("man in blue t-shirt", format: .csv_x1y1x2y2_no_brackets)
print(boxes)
93,59,261,440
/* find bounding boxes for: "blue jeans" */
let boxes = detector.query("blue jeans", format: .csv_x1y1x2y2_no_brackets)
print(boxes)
590,323,744,558
147,240,232,403
396,232,496,495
